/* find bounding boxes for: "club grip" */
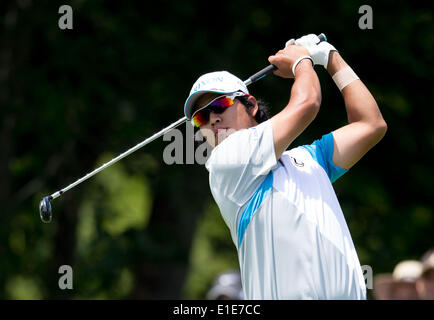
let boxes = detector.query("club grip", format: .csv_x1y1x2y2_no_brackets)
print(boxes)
245,33,327,85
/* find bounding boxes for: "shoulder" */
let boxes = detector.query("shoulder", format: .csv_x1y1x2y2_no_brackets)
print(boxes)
205,120,274,171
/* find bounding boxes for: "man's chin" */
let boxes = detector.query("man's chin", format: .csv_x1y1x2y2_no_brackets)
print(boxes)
216,128,237,146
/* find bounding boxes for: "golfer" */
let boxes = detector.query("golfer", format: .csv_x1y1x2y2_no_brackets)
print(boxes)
184,34,387,299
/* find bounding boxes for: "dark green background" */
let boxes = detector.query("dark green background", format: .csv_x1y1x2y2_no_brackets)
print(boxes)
1,0,432,299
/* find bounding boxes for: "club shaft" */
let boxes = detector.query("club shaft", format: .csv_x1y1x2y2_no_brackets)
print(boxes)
51,71,259,200
50,116,188,200
49,32,327,200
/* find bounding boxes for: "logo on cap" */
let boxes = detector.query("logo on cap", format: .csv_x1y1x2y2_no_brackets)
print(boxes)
192,76,224,93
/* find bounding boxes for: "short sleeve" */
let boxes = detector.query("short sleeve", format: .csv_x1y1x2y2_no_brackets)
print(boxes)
301,132,348,183
205,120,278,207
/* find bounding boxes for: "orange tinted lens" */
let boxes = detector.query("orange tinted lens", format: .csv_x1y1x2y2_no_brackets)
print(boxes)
192,109,209,127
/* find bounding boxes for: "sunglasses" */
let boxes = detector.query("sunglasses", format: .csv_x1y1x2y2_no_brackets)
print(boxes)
191,92,246,127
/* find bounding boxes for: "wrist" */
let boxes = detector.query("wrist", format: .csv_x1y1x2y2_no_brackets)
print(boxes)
327,51,347,75
292,56,314,77
332,66,360,91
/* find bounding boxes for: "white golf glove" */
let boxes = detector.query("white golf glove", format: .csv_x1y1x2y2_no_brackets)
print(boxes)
287,34,337,69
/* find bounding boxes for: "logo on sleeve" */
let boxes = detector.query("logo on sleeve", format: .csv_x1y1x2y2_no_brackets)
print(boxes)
290,156,304,167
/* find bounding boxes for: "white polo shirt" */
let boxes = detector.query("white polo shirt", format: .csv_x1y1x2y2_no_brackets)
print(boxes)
205,120,366,300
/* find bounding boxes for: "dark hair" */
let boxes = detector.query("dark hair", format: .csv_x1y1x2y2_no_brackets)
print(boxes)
236,96,270,124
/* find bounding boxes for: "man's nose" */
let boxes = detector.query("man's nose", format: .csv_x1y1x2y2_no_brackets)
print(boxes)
209,112,221,126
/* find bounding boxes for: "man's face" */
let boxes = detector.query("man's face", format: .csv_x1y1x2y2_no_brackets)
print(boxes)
194,93,259,147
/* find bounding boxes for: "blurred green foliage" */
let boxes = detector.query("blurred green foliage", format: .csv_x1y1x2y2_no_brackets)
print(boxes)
183,201,239,299
0,0,432,299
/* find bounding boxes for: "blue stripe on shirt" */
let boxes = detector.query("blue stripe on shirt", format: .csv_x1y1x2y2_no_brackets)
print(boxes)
237,172,273,248
301,132,348,183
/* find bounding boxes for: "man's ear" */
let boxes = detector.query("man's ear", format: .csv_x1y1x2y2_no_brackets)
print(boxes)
247,95,259,118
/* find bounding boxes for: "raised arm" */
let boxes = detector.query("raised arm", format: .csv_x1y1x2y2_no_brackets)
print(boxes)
268,45,321,160
292,34,387,170
327,51,387,170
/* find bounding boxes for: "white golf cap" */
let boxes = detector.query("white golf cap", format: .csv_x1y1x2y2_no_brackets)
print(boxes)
392,260,423,282
184,71,249,119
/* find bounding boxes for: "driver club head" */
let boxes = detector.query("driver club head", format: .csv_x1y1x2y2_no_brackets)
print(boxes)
39,196,52,223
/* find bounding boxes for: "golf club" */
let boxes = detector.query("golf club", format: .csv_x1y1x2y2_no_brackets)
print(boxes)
39,33,327,223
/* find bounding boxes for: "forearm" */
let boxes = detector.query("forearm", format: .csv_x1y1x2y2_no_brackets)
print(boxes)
328,51,387,169
291,60,322,109
271,60,321,159
327,51,386,127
